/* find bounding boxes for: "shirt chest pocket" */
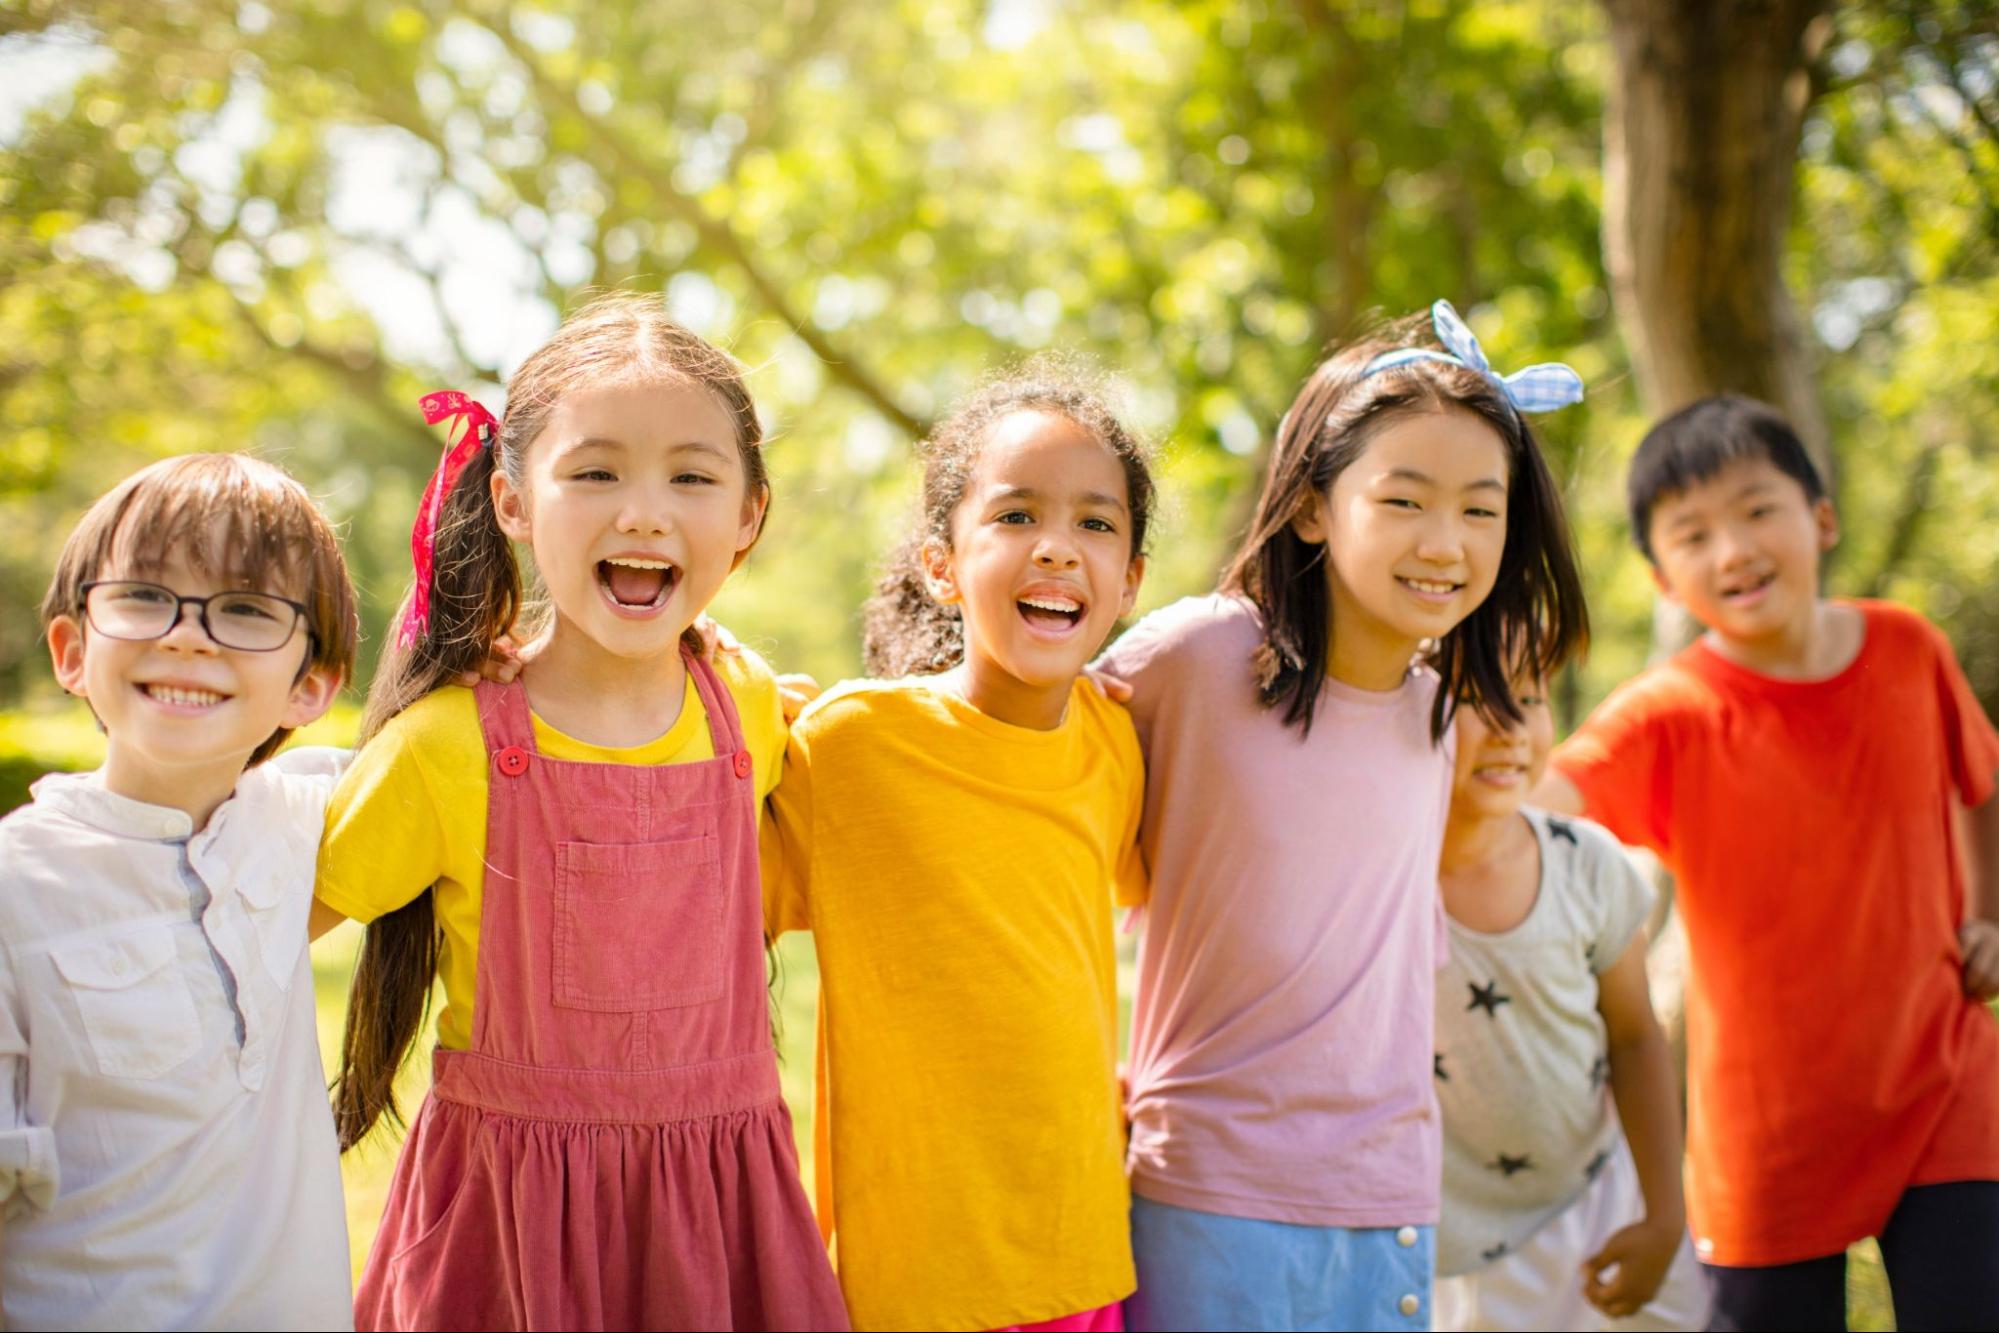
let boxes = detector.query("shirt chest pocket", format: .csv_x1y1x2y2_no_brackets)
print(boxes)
552,834,725,1012
50,930,202,1079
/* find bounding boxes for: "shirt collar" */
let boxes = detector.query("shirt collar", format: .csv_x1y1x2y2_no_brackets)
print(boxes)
30,769,197,840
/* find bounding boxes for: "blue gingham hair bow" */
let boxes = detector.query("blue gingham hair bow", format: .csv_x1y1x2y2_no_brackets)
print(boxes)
1361,300,1584,414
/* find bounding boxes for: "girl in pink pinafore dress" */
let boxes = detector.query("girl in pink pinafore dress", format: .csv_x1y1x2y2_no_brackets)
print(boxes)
311,294,848,1331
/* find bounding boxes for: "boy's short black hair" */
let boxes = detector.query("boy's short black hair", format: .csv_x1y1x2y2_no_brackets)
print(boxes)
1627,394,1826,562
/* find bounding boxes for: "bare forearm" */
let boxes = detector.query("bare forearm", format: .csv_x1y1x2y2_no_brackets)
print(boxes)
308,898,348,942
1969,788,1999,925
1607,1028,1686,1232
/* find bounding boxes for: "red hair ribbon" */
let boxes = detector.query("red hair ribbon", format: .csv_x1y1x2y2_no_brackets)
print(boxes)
398,390,501,648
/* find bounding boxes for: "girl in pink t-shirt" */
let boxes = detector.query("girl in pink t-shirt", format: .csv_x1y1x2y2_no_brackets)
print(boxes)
1099,301,1589,1331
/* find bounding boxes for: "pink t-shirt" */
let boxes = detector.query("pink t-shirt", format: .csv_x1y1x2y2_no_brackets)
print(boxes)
1100,595,1451,1228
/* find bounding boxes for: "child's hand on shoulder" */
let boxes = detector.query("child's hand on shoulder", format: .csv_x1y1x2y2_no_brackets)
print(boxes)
1581,1216,1678,1320
1083,665,1132,703
1961,919,1999,1001
460,632,525,686
778,674,822,723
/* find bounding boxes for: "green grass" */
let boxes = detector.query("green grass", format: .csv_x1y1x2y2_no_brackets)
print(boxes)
0,706,1901,1323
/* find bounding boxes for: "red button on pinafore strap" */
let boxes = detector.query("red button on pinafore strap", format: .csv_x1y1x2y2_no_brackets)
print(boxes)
496,746,530,777
732,750,753,780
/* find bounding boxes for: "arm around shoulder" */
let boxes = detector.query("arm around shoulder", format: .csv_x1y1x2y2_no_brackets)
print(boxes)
313,695,462,929
759,719,819,939
1544,671,1695,856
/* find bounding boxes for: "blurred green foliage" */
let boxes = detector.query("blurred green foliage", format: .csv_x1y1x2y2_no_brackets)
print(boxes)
0,0,1993,723
2,12,1984,1326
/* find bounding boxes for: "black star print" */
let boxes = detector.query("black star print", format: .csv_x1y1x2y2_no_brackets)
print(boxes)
1467,979,1512,1017
1547,817,1579,845
1489,1152,1534,1176
1481,1240,1510,1262
1584,1148,1611,1182
1589,1054,1611,1091
1434,1052,1449,1081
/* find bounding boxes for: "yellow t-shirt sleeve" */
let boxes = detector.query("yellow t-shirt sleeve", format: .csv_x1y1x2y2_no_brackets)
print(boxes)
760,723,815,937
315,691,474,923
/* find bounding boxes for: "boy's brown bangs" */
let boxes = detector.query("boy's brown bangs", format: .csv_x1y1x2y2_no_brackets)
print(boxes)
112,476,311,594
45,453,358,683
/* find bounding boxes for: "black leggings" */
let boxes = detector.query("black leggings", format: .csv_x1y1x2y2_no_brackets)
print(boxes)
1704,1181,1999,1331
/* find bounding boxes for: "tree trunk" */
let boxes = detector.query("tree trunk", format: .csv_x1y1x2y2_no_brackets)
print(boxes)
1601,0,1834,466
1598,0,1833,1047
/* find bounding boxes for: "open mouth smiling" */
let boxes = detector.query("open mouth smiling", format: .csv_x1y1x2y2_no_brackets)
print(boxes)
1016,590,1087,636
597,555,682,613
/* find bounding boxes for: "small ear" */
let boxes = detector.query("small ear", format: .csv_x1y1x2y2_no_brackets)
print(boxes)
1118,553,1146,620
47,614,88,698
281,664,343,732
919,539,960,606
1812,495,1840,554
731,482,771,571
491,467,531,543
1290,489,1328,545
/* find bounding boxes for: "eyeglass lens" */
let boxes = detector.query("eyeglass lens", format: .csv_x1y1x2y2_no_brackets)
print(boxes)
84,582,301,652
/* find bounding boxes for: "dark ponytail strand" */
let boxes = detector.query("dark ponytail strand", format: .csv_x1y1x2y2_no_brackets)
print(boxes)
332,443,520,1150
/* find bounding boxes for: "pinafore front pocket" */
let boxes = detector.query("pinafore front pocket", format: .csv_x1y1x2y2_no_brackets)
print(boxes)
552,833,725,1011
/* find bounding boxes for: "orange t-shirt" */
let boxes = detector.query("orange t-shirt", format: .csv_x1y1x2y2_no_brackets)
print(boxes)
1551,600,1999,1266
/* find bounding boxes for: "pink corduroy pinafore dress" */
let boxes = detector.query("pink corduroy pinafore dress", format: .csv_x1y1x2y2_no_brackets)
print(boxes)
355,657,847,1332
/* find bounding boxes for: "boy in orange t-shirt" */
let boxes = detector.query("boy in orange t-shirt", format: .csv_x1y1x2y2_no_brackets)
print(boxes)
1537,395,1999,1332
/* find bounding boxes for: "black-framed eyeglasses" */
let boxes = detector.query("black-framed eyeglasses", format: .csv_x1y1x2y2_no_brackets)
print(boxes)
79,580,310,653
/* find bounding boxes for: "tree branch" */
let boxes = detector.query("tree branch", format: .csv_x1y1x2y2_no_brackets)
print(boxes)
471,5,927,438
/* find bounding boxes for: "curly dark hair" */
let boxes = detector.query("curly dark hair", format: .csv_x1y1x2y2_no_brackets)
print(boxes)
862,357,1156,677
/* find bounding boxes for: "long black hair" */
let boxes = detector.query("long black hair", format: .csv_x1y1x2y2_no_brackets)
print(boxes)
1221,316,1588,741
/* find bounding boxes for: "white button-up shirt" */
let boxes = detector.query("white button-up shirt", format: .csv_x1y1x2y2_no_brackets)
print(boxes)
0,751,353,1331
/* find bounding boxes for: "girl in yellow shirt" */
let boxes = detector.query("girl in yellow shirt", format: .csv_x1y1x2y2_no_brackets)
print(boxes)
311,294,846,1332
762,362,1154,1331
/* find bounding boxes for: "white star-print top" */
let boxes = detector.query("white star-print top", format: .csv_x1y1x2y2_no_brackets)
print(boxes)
1433,807,1654,1277
0,750,353,1330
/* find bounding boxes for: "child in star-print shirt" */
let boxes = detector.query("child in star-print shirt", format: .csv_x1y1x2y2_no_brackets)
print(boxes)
1432,671,1710,1331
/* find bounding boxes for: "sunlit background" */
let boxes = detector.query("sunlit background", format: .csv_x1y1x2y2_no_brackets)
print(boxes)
5,3,1994,1325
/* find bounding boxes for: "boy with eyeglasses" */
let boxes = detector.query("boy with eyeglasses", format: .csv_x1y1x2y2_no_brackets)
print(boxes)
0,453,359,1328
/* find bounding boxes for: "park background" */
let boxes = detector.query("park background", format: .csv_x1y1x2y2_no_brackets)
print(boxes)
3,1,1996,1326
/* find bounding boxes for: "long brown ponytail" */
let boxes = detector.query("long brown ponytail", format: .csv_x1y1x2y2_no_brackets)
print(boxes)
331,292,767,1150
331,439,518,1150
